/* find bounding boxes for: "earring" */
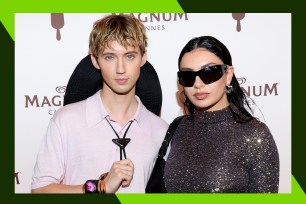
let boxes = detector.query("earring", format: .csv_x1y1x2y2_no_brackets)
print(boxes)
225,85,233,94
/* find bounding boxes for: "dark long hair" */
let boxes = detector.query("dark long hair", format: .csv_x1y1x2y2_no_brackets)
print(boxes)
178,36,254,122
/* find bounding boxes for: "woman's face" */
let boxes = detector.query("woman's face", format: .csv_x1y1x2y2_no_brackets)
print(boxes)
179,48,234,112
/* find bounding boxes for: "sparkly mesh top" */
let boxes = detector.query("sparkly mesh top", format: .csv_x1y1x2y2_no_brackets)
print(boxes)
164,107,279,193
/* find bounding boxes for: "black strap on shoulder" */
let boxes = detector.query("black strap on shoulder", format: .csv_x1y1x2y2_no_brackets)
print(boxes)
158,115,185,157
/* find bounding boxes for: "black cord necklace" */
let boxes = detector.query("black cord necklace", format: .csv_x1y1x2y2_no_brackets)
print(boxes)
106,119,133,160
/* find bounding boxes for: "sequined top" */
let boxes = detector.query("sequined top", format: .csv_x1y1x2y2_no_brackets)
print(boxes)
164,107,279,193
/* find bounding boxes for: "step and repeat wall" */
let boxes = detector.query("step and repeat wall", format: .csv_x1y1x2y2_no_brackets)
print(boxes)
15,13,291,193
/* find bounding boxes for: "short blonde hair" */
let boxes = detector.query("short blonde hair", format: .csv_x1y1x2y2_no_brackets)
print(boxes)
89,14,147,57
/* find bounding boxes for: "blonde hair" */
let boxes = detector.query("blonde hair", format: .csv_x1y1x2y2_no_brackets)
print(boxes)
89,14,147,57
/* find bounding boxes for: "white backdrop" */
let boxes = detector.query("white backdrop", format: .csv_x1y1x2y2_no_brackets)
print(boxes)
15,13,291,193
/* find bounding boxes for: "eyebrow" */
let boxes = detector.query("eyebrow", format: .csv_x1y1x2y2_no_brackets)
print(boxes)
180,67,194,71
100,51,139,56
124,51,139,55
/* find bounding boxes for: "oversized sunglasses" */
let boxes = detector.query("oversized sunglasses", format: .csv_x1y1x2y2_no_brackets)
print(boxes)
177,64,229,87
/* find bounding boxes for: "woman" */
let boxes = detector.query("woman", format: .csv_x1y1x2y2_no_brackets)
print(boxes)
160,36,279,193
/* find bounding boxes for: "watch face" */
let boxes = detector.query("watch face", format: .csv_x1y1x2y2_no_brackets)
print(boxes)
85,180,98,193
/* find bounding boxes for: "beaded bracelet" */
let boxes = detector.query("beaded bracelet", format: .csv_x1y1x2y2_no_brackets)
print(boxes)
98,172,108,194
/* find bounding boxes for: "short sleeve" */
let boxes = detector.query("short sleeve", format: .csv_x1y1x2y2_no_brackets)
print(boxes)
31,119,65,189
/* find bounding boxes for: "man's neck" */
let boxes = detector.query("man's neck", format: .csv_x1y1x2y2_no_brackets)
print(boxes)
100,90,138,127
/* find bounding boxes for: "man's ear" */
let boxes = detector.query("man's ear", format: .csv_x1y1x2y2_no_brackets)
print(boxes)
140,51,147,67
90,54,100,70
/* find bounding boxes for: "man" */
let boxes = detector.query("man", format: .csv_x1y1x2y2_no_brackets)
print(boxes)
31,14,168,193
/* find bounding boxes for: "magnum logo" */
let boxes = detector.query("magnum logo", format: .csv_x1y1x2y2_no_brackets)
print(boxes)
237,77,279,96
129,13,188,22
113,13,189,31
112,13,188,22
25,95,63,107
24,86,66,115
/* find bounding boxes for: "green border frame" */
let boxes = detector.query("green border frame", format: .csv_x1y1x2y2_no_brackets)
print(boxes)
1,0,305,203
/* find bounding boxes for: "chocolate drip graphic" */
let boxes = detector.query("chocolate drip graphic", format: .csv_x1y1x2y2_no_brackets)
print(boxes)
51,13,64,40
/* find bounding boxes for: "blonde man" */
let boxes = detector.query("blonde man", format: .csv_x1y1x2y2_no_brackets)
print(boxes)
31,14,168,194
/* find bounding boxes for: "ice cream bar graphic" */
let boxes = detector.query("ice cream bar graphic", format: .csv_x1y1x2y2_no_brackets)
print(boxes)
51,13,64,40
232,13,245,32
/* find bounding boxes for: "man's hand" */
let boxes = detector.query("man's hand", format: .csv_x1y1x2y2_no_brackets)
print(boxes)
103,158,134,193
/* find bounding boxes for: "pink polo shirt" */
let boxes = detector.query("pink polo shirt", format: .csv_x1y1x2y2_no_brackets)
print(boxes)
31,90,168,193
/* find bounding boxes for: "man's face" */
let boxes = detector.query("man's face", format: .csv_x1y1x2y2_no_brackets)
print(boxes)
91,40,147,96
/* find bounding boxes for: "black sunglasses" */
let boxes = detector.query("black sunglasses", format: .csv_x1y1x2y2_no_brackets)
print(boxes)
177,64,229,87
